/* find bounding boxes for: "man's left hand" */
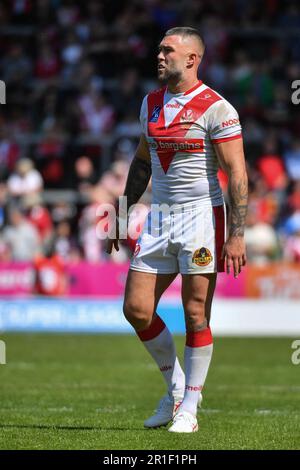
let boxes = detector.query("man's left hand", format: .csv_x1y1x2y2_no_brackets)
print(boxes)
222,236,247,278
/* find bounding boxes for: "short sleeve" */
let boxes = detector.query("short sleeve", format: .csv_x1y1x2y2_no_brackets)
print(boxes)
208,100,242,143
139,95,148,135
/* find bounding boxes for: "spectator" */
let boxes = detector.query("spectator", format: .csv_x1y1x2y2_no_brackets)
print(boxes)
35,124,66,187
75,60,103,92
98,159,130,200
115,111,141,138
245,209,280,264
22,193,53,246
61,30,83,83
79,92,115,136
111,138,137,163
35,45,60,81
51,201,76,224
2,207,40,261
256,139,287,193
112,68,144,120
74,156,98,195
7,159,43,197
34,250,67,296
2,44,32,85
79,204,104,263
52,220,76,260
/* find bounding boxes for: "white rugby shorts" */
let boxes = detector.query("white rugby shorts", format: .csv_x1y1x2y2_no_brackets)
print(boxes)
130,203,226,275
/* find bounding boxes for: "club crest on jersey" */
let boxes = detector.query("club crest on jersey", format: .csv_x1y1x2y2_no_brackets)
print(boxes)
192,247,213,266
180,109,195,124
149,106,161,123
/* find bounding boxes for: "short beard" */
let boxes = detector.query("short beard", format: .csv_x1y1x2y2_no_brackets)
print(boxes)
158,68,182,85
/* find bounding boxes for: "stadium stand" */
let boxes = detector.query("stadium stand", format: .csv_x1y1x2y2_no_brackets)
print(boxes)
0,0,300,266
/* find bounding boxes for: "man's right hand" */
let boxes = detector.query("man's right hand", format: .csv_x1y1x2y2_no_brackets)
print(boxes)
106,219,120,254
106,237,119,254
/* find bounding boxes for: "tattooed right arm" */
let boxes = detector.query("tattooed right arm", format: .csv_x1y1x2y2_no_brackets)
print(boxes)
124,155,151,210
107,134,151,254
121,133,151,213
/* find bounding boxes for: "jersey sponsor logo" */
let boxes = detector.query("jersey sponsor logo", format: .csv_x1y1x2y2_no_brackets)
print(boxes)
222,118,240,127
192,247,213,266
166,102,182,109
149,138,204,153
149,105,161,122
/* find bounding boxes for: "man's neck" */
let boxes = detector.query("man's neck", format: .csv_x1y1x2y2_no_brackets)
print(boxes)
167,77,200,94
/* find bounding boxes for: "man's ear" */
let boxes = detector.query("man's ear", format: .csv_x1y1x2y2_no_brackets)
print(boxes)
186,53,197,68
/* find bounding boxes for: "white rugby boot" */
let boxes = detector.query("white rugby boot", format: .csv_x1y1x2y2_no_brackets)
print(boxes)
144,394,183,428
168,410,198,433
198,392,203,409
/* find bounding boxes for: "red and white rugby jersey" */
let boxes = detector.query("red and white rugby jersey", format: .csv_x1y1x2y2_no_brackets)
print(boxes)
140,80,242,206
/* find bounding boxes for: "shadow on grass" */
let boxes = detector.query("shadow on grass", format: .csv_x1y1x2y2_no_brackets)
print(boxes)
0,423,157,432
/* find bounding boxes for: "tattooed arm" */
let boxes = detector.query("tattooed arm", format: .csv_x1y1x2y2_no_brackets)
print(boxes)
123,135,152,210
214,137,248,277
106,134,151,254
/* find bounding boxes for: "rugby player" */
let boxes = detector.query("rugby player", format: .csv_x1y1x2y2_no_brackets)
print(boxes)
107,26,248,433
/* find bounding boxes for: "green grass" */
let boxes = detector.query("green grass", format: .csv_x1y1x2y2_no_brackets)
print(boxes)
0,334,299,450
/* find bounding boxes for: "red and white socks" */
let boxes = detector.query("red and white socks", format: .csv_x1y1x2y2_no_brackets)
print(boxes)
180,327,213,416
137,315,185,399
136,316,213,415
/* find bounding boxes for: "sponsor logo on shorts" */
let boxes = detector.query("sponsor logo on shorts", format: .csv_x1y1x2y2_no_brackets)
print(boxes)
149,106,161,122
192,247,213,266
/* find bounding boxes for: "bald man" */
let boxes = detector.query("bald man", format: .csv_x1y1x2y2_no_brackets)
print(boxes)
107,27,248,433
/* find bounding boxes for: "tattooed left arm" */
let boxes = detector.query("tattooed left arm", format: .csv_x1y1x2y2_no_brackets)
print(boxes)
214,138,248,278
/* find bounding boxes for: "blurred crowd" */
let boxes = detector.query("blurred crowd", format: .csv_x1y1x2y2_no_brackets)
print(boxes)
0,0,300,266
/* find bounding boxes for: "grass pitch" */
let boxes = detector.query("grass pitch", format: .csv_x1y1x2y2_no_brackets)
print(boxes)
0,334,299,450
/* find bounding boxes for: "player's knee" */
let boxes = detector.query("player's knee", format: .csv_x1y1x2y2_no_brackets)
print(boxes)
184,296,206,316
123,299,150,329
184,298,206,331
